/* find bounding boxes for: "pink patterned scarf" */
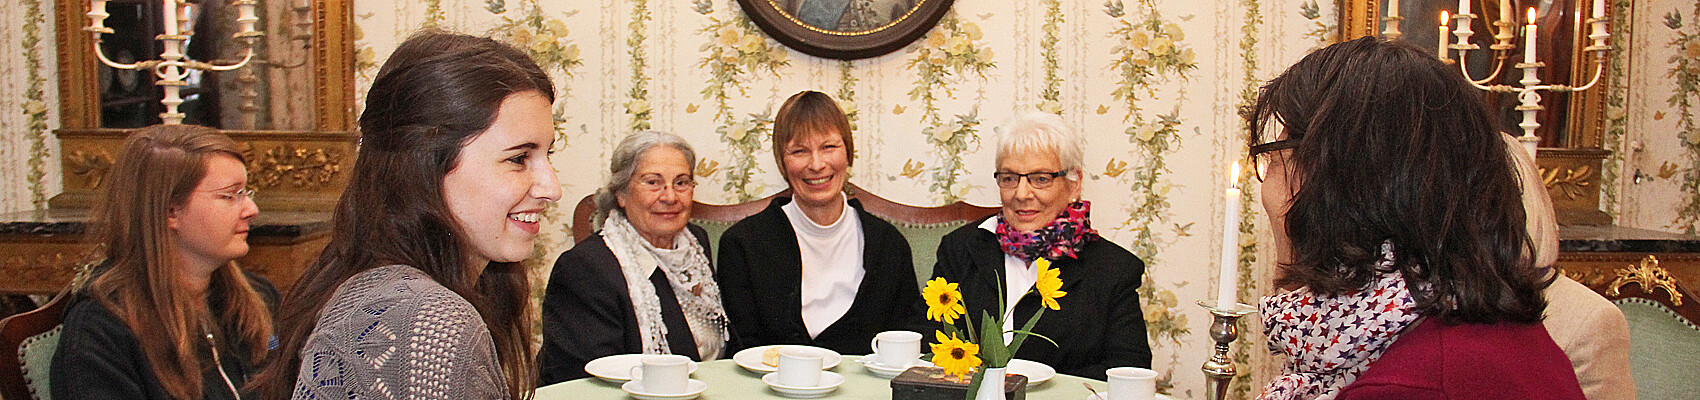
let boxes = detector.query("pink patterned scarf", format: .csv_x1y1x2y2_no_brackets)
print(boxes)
996,200,1099,262
1257,242,1423,400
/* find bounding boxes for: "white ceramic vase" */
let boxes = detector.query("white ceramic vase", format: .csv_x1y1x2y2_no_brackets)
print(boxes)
974,367,1007,400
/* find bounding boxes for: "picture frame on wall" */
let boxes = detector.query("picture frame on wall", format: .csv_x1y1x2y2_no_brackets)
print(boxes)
737,0,954,60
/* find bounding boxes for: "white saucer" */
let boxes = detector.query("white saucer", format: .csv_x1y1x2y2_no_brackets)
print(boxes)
860,357,931,379
1085,393,1176,400
1006,359,1056,387
732,345,843,373
620,378,706,400
584,354,699,383
761,371,845,398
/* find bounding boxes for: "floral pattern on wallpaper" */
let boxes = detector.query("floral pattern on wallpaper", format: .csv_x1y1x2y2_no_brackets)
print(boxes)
1599,0,1631,220
21,0,49,210
696,0,788,202
1103,0,1197,354
626,0,652,131
1038,0,1064,114
908,11,994,203
1666,6,1700,234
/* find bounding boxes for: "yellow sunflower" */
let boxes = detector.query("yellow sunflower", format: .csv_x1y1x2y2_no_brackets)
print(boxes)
922,277,966,324
1035,258,1067,310
931,331,981,378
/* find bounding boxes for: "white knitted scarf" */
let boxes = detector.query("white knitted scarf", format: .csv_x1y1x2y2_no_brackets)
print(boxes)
601,212,728,359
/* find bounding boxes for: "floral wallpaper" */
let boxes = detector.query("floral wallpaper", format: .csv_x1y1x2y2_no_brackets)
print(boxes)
2,0,1697,398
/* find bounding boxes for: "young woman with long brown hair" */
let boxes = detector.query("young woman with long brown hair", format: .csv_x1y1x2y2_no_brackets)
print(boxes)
251,31,560,400
52,124,276,400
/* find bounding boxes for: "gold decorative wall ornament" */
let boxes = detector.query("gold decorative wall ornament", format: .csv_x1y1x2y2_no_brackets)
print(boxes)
1541,165,1596,200
65,150,114,189
1560,266,1611,288
247,146,344,189
1609,255,1685,306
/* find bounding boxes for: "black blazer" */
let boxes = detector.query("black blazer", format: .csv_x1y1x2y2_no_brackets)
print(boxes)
931,217,1152,380
539,224,723,385
716,196,930,355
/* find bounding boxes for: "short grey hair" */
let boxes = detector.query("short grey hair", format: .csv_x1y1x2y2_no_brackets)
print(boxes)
594,131,697,219
996,112,1084,180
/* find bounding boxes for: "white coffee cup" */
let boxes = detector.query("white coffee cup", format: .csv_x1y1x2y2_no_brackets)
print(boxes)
1105,367,1158,400
868,330,923,367
628,354,691,394
776,347,824,387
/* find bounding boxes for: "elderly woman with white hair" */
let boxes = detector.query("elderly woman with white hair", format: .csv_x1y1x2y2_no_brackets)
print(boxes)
930,112,1152,380
538,131,730,385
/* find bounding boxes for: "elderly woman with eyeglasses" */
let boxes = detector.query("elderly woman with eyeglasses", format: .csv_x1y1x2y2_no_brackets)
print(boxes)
538,131,730,385
930,112,1152,381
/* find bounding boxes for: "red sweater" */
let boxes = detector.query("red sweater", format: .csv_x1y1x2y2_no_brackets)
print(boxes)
1338,318,1585,400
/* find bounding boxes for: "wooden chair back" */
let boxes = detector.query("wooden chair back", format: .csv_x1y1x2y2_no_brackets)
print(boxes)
0,292,69,400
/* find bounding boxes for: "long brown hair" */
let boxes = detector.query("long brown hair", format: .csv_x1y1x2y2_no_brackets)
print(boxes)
85,124,274,400
253,31,553,400
1249,37,1549,324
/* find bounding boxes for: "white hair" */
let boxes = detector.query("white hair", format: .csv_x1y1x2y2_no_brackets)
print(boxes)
995,112,1084,180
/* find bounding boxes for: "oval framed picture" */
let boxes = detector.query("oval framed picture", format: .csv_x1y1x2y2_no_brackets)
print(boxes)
737,0,955,60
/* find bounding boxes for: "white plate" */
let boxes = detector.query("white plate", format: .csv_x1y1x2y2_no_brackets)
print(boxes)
621,378,707,400
732,345,843,373
861,357,932,379
761,371,845,398
584,354,699,383
1085,393,1176,400
1006,359,1056,387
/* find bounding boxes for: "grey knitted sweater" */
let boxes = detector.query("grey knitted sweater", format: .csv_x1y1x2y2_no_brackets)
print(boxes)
290,265,508,399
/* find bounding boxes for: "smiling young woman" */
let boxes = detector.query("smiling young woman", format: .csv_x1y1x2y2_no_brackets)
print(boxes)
252,32,560,400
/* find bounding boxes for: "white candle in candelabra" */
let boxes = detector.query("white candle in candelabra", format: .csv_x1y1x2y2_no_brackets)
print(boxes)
1499,0,1510,24
161,0,178,35
1439,11,1451,60
1387,0,1399,19
88,0,109,29
237,1,257,33
1458,0,1470,17
1217,161,1243,310
1525,8,1537,62
1592,0,1607,40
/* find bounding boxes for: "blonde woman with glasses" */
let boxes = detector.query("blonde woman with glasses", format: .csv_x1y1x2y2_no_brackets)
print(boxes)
53,124,276,400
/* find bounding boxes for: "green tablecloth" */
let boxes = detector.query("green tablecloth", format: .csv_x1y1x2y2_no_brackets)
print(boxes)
536,357,1106,400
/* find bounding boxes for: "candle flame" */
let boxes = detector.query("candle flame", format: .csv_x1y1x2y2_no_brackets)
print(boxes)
1440,10,1450,26
1527,7,1536,24
1230,160,1241,188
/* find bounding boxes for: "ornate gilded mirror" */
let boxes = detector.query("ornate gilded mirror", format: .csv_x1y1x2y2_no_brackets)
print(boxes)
51,0,356,211
1339,0,1616,224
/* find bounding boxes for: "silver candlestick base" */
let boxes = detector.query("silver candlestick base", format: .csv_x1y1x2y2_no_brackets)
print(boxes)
1197,301,1257,400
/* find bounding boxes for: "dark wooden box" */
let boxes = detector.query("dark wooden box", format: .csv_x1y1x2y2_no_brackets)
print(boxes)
891,366,1028,400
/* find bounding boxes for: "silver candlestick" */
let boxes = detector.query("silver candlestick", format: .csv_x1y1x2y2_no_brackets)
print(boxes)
1198,301,1257,400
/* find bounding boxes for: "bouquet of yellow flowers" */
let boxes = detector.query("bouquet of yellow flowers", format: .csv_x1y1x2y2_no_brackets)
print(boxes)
921,257,1066,399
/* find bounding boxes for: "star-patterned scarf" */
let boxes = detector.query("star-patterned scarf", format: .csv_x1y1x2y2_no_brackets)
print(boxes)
996,200,1099,262
1256,242,1422,400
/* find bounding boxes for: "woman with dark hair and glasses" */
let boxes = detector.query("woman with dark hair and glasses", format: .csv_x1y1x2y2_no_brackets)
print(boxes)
715,90,928,356
1249,37,1581,400
929,112,1152,381
538,131,730,384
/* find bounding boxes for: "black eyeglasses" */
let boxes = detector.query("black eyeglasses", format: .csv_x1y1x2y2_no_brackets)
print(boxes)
1249,139,1297,182
993,171,1069,189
